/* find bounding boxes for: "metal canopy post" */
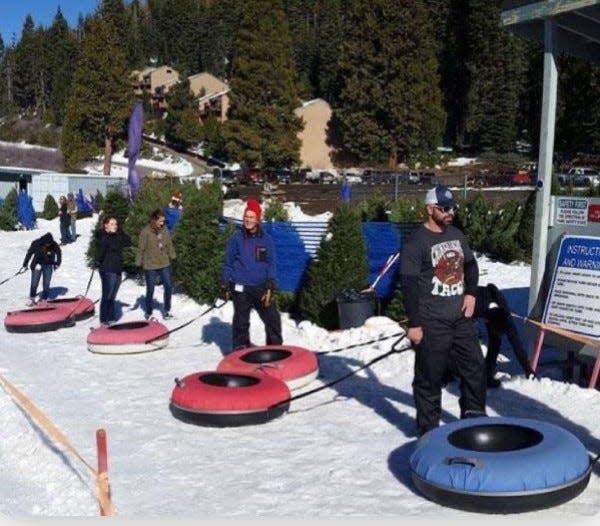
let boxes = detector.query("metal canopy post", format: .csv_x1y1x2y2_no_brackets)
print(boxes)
529,18,558,312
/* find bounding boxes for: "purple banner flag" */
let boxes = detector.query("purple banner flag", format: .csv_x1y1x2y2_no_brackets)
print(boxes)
127,102,144,199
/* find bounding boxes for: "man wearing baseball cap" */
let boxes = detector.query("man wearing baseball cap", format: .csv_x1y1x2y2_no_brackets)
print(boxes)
220,198,282,350
399,185,487,437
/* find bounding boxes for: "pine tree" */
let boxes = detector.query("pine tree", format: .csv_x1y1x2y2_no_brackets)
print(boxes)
223,0,303,169
456,193,492,253
298,203,369,329
164,79,203,149
41,194,59,220
0,188,18,231
463,0,526,153
284,0,318,98
314,0,345,104
61,15,133,173
47,7,79,125
203,0,240,79
173,182,230,303
515,191,535,262
335,0,445,166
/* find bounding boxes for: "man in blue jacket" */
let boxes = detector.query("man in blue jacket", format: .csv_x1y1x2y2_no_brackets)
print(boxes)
221,199,282,350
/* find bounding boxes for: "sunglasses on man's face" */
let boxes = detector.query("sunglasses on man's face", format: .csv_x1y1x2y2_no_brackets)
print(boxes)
434,204,457,213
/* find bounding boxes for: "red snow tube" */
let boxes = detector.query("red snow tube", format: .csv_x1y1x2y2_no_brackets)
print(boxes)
216,345,319,390
87,319,169,354
170,371,291,427
39,296,95,321
4,306,76,333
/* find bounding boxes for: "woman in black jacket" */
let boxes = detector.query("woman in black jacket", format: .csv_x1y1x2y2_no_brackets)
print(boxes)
95,216,132,325
22,232,62,306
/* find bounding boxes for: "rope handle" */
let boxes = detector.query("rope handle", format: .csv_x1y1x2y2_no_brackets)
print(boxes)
272,335,412,409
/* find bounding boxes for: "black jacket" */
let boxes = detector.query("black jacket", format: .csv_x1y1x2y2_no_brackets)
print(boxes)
23,233,62,269
59,202,70,226
96,230,132,273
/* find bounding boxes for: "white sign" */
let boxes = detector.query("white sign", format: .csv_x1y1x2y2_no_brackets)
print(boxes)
556,198,589,226
543,235,600,339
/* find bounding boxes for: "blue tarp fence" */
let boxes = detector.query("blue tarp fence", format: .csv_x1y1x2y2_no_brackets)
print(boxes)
221,217,420,299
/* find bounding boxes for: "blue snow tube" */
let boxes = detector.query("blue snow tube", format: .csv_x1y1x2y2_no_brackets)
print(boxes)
409,416,592,514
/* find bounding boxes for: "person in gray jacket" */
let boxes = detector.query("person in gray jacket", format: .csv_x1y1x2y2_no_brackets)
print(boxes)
136,209,176,320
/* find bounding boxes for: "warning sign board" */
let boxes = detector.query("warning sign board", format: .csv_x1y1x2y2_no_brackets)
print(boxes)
556,198,589,226
543,235,600,339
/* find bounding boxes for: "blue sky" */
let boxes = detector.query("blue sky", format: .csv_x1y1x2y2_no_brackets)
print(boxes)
0,0,100,44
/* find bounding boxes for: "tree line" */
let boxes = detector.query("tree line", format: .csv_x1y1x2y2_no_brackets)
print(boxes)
1,0,600,171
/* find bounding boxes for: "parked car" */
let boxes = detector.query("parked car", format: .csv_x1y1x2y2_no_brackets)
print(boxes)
556,167,599,186
264,169,293,184
238,168,264,185
572,168,600,187
212,168,240,187
319,171,337,184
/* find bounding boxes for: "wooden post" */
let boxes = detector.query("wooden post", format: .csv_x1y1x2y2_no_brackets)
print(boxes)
96,428,112,516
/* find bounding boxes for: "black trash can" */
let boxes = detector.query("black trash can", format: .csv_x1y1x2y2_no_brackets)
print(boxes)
336,288,376,330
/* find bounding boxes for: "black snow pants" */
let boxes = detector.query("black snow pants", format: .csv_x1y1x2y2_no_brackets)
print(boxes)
413,316,487,436
232,284,282,350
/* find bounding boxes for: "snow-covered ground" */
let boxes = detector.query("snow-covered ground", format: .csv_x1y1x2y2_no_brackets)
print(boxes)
84,147,194,177
0,214,598,518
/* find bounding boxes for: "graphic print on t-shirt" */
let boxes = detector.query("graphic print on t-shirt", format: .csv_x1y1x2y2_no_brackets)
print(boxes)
430,240,464,297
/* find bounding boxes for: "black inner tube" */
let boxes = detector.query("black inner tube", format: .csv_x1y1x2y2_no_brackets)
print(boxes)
448,424,544,452
240,349,292,364
200,373,260,388
108,321,150,331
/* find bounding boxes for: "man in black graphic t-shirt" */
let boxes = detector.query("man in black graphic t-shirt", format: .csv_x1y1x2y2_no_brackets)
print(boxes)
400,185,487,437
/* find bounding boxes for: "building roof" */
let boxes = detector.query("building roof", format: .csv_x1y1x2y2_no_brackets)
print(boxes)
501,0,600,63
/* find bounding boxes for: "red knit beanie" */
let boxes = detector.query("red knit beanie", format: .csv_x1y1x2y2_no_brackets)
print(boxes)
172,191,182,202
244,199,262,221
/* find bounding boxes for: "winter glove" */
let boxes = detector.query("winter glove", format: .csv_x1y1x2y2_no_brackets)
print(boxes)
219,281,232,301
53,264,60,271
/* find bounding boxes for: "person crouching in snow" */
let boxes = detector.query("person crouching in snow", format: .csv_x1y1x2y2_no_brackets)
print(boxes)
136,209,176,320
164,191,183,233
220,199,282,350
21,232,61,306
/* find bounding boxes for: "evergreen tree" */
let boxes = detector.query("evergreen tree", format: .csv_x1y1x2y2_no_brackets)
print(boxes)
47,7,79,125
556,57,600,155
164,79,203,149
455,192,493,252
334,0,445,166
203,0,240,79
484,200,524,261
298,203,369,329
173,182,230,304
41,194,59,220
284,0,318,98
314,0,345,103
61,16,133,173
463,0,526,152
515,190,535,262
0,188,18,231
223,0,303,169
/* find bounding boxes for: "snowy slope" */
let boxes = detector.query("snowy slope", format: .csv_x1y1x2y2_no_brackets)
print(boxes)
0,215,598,518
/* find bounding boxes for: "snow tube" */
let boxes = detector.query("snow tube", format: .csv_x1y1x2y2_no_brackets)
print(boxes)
87,319,169,354
4,306,76,333
39,296,95,321
409,416,593,514
170,371,291,427
216,345,319,390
